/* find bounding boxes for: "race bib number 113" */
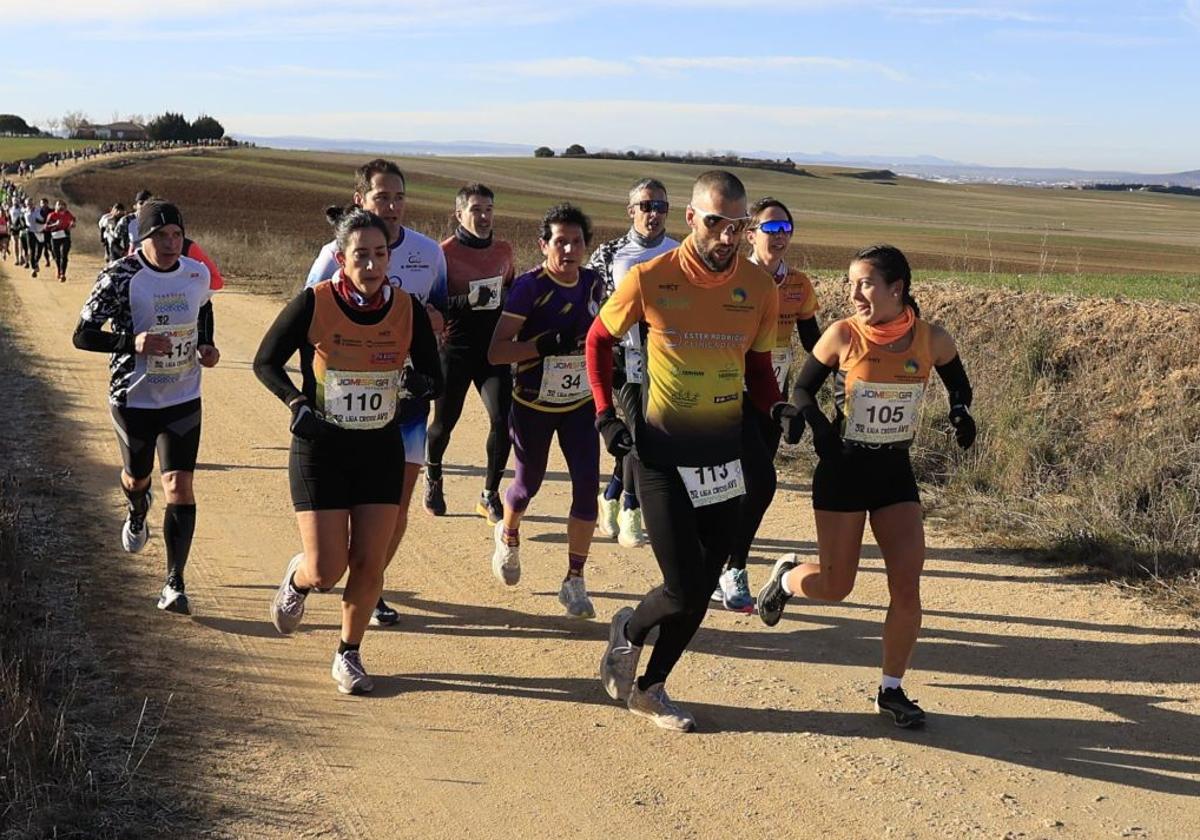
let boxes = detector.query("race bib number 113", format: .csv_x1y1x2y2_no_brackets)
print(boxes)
677,460,745,508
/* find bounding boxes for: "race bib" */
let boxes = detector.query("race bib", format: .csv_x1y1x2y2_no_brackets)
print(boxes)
677,460,745,508
624,346,644,385
771,347,793,393
324,370,399,430
538,355,590,404
844,381,924,445
147,323,197,375
51,230,68,240
469,275,503,311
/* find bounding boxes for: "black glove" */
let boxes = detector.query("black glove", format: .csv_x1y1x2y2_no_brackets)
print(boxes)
467,283,494,308
535,330,574,357
949,405,976,449
771,402,805,445
289,402,323,441
595,408,633,457
400,366,436,401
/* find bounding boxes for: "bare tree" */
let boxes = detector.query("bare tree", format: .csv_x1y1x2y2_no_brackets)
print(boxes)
125,113,146,127
61,110,91,137
43,116,62,135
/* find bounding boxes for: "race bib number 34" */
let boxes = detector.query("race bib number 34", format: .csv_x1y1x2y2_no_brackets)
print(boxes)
538,355,590,404
324,370,399,430
677,460,745,508
147,323,197,375
844,381,924,445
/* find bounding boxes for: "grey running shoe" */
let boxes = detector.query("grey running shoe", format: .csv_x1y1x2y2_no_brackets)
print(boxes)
599,606,641,701
628,682,696,732
120,484,153,553
475,491,503,524
157,582,190,615
597,493,619,539
715,568,754,614
757,554,800,627
331,649,374,695
558,575,595,618
616,507,645,548
491,520,520,585
270,553,307,635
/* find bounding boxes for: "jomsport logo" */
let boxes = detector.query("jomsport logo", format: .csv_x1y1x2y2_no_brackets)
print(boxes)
730,287,748,304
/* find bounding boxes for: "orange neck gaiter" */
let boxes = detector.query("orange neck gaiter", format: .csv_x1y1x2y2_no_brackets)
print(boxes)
858,306,916,346
678,234,738,289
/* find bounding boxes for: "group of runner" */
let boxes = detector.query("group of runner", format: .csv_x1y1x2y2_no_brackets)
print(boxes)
69,158,977,728
3,191,76,280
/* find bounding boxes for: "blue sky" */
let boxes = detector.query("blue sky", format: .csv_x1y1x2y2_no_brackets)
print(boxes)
5,0,1197,171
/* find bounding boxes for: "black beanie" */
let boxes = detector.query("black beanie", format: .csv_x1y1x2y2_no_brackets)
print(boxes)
136,200,184,242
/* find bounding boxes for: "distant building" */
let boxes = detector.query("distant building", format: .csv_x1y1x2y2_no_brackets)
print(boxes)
73,121,148,141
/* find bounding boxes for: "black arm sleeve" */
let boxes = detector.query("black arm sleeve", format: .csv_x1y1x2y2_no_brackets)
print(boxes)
72,321,134,354
789,353,837,428
935,354,973,409
197,302,215,346
253,289,314,406
796,317,821,354
407,295,443,400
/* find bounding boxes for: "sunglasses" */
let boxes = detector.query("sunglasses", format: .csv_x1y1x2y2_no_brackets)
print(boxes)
632,200,670,214
754,219,794,236
690,205,751,236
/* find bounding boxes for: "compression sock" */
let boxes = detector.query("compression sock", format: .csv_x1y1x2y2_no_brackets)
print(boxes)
603,476,623,502
622,491,639,511
121,481,151,516
881,674,903,691
426,461,443,481
163,503,196,586
567,552,586,577
337,640,360,655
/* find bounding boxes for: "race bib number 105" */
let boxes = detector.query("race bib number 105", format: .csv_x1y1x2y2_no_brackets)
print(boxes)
677,460,745,508
844,381,924,445
538,355,590,404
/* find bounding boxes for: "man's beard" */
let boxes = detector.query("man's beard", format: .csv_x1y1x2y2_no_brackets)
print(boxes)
697,242,733,273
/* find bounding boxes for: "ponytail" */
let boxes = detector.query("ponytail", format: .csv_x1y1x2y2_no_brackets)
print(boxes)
326,205,390,253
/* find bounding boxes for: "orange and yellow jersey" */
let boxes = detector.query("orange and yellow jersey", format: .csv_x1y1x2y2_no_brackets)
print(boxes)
833,316,935,448
309,282,414,430
599,235,778,466
771,263,819,349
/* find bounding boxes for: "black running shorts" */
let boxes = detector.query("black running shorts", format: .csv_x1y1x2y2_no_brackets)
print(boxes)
288,429,406,512
811,446,920,513
110,398,202,479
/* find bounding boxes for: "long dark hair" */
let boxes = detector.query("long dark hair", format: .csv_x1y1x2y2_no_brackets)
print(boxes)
325,204,390,253
852,243,919,316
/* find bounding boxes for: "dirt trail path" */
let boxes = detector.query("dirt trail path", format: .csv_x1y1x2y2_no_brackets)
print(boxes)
2,171,1198,837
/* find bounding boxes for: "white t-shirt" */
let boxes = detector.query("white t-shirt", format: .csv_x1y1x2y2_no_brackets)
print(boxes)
304,226,448,308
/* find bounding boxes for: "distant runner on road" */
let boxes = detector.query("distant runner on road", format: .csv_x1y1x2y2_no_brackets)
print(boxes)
45,199,76,282
756,244,976,728
73,200,221,615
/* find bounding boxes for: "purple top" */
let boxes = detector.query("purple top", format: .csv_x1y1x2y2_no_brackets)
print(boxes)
503,265,604,412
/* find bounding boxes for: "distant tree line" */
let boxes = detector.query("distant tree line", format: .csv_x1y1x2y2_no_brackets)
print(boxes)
61,110,226,141
0,114,45,136
1085,183,1200,198
531,143,814,176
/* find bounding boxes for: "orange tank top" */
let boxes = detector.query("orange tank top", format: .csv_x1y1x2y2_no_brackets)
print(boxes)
834,317,934,448
308,283,414,430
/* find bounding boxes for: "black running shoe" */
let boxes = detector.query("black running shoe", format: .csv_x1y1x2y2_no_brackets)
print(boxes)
756,554,799,627
475,491,503,524
370,598,399,627
423,476,446,516
875,687,926,728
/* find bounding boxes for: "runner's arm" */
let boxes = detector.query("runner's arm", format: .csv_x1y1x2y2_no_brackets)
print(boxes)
72,271,132,353
796,316,821,354
406,296,443,400
745,349,783,416
585,318,617,415
198,302,215,347
253,289,314,406
186,240,225,291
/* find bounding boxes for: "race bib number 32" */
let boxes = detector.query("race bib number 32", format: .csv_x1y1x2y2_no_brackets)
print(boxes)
538,355,590,404
844,381,924,445
324,370,399,430
677,460,745,508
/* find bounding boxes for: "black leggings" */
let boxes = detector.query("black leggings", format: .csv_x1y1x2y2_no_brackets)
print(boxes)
425,343,512,493
51,235,71,275
608,381,643,506
625,459,740,688
728,404,781,570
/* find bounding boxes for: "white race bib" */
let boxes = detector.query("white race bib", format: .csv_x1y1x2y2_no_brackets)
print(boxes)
324,370,399,430
469,275,503,311
844,381,924,445
538,355,590,404
51,230,68,240
147,323,197,375
625,346,644,385
677,460,745,508
771,347,793,393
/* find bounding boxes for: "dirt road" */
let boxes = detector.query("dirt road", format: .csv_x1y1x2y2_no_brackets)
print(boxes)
1,215,1197,838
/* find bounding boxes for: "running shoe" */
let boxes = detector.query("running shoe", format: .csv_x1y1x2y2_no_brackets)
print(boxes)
876,686,927,728
628,682,696,732
713,568,754,614
423,475,446,516
616,507,645,548
491,520,520,585
475,491,503,524
331,649,374,695
370,598,399,627
597,493,619,539
120,485,153,554
156,582,190,615
756,554,799,627
599,606,641,701
557,575,595,619
270,553,308,635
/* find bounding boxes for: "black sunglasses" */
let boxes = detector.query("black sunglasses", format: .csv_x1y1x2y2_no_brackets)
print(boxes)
632,200,670,213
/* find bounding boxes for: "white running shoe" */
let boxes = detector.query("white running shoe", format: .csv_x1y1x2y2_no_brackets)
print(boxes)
597,493,619,539
270,553,308,635
156,582,190,615
491,520,520,585
599,606,642,701
617,507,645,548
331,649,374,695
628,681,696,732
558,575,595,618
120,485,153,553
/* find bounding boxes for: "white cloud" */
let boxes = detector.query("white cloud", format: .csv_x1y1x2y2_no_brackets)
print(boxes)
476,58,633,78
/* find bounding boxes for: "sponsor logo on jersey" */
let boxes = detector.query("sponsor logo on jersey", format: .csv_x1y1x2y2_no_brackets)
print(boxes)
372,352,399,365
904,359,920,375
713,393,739,404
731,287,747,304
153,292,190,313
